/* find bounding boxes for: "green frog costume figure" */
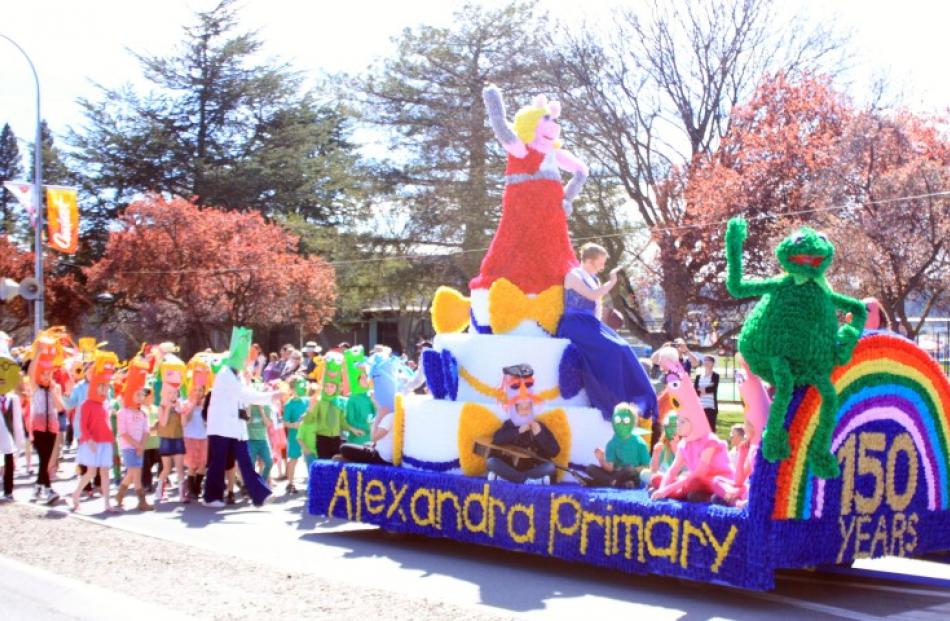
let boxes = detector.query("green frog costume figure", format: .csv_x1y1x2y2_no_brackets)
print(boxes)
343,346,375,446
584,403,651,488
725,217,866,479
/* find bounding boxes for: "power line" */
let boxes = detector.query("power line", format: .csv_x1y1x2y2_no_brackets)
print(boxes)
114,188,950,275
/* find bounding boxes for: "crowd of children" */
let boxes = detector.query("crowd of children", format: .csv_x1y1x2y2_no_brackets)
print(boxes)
0,328,424,513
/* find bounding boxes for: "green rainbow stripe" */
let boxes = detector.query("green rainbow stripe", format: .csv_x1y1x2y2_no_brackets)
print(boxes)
772,333,950,520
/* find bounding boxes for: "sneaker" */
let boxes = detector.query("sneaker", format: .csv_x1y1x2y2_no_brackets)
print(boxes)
486,471,497,482
45,488,60,504
204,499,225,508
540,475,551,486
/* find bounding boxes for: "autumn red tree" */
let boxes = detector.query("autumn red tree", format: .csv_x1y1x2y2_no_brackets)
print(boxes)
85,196,336,350
661,73,850,344
826,110,950,336
0,235,89,339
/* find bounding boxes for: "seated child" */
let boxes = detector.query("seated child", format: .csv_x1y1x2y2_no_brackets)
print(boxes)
486,364,560,485
585,403,650,488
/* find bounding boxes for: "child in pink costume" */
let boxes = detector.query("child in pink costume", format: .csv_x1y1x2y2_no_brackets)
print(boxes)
651,360,734,502
711,354,770,507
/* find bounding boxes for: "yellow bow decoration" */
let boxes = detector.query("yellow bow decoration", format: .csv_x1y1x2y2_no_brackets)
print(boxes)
457,403,572,481
488,278,564,335
431,286,471,334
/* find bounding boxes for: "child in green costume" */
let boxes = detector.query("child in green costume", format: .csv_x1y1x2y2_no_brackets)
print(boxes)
343,347,375,446
585,403,651,488
282,376,308,494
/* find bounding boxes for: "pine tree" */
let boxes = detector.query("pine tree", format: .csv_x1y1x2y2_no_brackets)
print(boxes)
70,0,368,258
357,1,550,284
0,123,25,236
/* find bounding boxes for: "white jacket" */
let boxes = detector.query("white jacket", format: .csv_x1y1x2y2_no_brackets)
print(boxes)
206,367,275,441
0,392,25,454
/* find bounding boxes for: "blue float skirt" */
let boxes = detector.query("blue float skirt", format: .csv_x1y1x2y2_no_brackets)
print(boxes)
556,311,658,421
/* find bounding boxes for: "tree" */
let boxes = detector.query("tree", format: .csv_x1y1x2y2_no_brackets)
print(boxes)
85,196,336,351
356,1,551,284
544,0,847,347
0,235,89,339
0,123,24,237
70,0,369,257
827,110,950,337
31,120,73,186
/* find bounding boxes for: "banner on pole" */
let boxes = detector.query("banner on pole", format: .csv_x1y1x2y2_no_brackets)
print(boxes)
2,181,35,225
46,186,78,254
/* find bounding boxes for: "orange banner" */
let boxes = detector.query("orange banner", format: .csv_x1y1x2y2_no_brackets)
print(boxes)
46,187,79,254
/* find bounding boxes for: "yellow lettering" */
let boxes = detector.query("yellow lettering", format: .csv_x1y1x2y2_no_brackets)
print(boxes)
463,484,491,534
364,479,386,515
645,515,679,564
837,516,857,563
327,468,352,520
488,495,507,537
613,515,645,562
890,513,907,556
436,490,462,531
702,523,738,573
869,514,889,557
855,432,886,514
838,435,857,516
506,504,536,544
410,488,436,527
386,481,408,521
904,513,919,555
680,520,708,570
853,515,872,557
548,495,582,555
886,433,918,512
580,510,606,556
355,470,363,523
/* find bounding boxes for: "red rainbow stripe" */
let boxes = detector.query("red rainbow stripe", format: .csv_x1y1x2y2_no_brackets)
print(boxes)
772,333,950,520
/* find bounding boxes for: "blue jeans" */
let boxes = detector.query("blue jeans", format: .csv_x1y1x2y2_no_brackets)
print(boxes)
204,435,272,506
486,457,555,483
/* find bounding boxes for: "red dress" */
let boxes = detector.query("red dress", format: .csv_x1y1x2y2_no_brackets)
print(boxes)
469,147,578,295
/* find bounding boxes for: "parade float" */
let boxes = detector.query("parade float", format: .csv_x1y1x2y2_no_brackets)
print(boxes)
308,86,950,591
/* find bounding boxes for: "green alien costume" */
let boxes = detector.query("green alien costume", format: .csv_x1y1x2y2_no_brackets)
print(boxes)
299,353,348,462
725,217,866,479
584,404,651,488
343,346,376,445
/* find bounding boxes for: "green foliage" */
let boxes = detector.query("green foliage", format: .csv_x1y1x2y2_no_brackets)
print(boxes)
0,123,25,239
69,0,369,258
357,1,549,285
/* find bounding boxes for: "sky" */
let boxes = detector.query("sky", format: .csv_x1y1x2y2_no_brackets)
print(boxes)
1,0,948,169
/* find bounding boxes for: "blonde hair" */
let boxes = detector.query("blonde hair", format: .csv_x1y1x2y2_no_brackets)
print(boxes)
580,242,608,262
512,96,562,148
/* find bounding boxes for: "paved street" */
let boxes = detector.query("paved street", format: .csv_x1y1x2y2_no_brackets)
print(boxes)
2,455,949,621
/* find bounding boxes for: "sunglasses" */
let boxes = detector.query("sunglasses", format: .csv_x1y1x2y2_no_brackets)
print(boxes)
507,379,534,391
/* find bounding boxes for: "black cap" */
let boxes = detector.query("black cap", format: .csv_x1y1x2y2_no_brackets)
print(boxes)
502,363,534,378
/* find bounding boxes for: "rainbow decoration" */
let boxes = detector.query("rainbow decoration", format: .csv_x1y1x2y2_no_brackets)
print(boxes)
773,332,950,520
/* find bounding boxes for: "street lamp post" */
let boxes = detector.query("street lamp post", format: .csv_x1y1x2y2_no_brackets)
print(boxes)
0,33,44,340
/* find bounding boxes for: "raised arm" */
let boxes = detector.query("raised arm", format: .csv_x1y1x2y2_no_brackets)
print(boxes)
483,84,527,158
725,217,782,299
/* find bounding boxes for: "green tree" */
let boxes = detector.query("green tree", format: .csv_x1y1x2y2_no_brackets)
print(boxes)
31,120,73,186
70,0,368,257
357,1,550,285
0,122,24,237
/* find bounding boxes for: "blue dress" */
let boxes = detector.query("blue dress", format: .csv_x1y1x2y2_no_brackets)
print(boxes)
556,268,658,421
